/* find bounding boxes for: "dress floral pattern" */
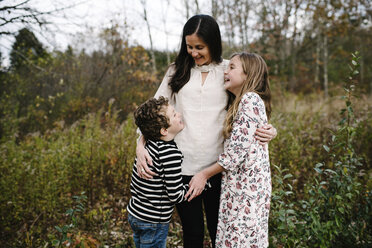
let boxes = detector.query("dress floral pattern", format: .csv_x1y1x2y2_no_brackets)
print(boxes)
216,92,271,248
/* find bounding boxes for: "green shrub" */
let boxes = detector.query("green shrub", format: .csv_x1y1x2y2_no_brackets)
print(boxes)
269,52,372,247
0,105,137,247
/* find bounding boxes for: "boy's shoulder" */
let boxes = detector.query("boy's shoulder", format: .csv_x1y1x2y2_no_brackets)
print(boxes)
146,139,180,152
146,139,183,165
146,138,174,145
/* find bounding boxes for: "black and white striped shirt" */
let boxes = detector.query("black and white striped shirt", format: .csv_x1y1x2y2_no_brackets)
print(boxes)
127,139,188,223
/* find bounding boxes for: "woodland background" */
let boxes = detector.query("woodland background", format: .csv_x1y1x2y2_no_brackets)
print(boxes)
0,0,371,247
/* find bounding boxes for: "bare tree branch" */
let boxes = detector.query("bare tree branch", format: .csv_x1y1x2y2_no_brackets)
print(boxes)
140,0,157,73
0,0,87,36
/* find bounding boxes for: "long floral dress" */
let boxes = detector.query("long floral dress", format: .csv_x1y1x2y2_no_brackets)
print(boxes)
215,92,271,248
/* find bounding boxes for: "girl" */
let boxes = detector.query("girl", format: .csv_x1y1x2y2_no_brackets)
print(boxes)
187,52,272,248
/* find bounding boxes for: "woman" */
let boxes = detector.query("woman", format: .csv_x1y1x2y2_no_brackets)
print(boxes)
135,15,276,248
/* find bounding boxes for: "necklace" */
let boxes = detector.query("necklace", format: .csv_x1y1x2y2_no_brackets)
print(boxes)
194,63,216,72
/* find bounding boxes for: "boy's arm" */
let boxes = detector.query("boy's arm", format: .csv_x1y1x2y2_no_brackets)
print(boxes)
161,150,188,204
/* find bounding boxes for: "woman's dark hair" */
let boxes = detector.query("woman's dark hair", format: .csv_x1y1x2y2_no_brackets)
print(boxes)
169,14,222,93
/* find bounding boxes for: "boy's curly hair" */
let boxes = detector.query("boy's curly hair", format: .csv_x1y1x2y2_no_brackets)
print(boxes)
134,96,170,141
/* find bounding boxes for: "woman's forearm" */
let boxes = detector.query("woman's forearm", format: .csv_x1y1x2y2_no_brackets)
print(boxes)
136,134,146,154
136,134,155,177
201,162,225,179
137,134,145,146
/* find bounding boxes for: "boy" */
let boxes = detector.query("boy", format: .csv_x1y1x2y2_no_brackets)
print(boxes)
127,96,188,248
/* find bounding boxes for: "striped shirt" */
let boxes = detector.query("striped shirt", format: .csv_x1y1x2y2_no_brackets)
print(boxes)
127,139,188,223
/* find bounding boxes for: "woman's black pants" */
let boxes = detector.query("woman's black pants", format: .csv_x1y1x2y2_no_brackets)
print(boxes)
175,173,222,248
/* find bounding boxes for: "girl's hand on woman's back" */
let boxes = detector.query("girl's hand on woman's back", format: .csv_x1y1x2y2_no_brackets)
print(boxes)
255,124,277,145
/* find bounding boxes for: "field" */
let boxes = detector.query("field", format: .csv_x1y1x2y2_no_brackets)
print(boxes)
1,86,371,247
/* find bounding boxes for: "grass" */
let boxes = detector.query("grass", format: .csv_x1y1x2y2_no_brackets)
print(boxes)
0,89,371,247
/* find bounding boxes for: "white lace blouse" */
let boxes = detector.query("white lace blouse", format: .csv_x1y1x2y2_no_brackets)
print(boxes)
154,60,229,175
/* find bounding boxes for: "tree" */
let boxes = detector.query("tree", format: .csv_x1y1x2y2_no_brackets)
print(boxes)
9,27,46,70
140,0,157,73
0,0,46,36
6,27,50,129
160,0,171,66
0,0,78,36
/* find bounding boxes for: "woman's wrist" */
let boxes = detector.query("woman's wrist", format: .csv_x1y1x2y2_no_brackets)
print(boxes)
200,170,210,181
137,135,145,147
202,162,224,179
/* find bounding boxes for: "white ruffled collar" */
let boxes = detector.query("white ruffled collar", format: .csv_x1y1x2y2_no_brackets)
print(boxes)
194,63,216,72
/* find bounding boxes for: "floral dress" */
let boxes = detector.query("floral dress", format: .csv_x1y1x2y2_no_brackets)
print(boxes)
215,92,271,248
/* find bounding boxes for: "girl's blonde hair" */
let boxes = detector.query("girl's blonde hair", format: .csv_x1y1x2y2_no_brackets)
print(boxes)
223,52,272,139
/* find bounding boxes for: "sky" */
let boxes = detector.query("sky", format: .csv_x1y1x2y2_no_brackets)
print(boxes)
0,0,213,66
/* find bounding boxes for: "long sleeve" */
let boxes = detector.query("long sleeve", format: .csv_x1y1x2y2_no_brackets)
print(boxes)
128,139,187,223
218,92,267,171
159,144,188,204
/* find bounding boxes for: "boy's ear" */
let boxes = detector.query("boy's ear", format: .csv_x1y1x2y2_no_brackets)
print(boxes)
160,127,168,136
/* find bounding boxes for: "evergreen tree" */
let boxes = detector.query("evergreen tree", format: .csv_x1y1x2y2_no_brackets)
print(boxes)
10,28,46,71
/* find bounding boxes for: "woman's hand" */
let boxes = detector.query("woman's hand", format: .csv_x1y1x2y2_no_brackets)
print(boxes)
185,163,225,201
136,137,157,179
185,172,207,201
255,124,277,145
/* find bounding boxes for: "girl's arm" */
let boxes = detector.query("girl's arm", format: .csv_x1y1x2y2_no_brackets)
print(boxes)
185,162,224,201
